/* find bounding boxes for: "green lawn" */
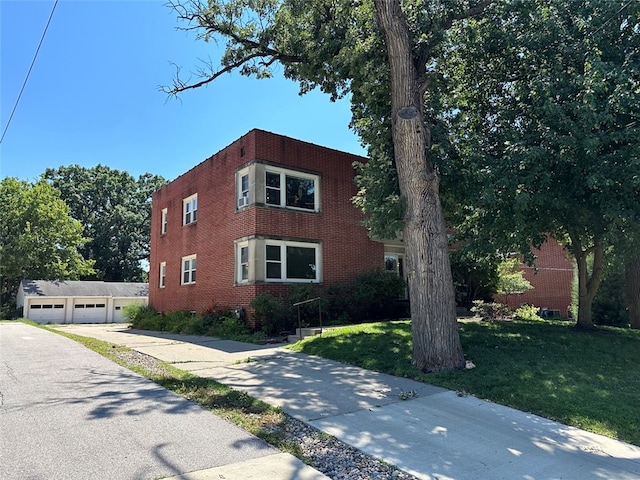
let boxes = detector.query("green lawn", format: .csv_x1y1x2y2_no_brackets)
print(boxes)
288,319,640,446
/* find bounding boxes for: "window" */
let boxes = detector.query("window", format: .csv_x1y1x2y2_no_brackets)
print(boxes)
385,254,399,274
265,241,320,282
265,167,319,211
238,244,249,282
161,208,168,234
159,262,166,288
238,173,250,208
183,194,198,225
181,255,196,284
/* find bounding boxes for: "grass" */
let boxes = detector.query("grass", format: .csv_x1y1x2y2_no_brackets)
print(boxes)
289,319,640,446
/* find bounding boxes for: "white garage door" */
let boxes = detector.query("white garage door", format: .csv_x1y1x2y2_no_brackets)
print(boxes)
72,299,107,323
28,301,65,323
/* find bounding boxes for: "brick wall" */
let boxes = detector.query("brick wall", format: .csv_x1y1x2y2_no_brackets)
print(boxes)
149,130,383,322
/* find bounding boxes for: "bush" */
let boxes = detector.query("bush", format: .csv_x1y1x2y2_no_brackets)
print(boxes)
471,300,512,321
513,304,543,322
325,270,406,323
250,293,292,335
288,284,325,327
592,269,629,327
125,304,160,327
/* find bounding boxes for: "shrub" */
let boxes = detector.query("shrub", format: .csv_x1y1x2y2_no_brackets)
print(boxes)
289,284,325,327
471,300,512,321
250,293,292,335
125,304,160,328
513,304,543,322
324,270,406,323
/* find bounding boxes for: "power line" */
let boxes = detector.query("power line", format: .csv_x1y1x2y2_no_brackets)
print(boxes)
0,0,59,145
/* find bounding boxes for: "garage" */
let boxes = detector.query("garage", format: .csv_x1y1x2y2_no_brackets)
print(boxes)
17,280,148,324
72,299,108,323
28,301,66,323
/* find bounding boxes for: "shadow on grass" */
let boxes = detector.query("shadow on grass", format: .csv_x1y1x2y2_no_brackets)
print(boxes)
293,319,640,446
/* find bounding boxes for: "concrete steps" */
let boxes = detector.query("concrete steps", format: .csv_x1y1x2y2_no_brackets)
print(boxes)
287,327,323,343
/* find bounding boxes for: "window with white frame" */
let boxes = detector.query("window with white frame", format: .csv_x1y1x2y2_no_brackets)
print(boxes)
238,244,249,282
265,167,319,211
181,255,196,284
159,262,166,288
183,194,198,225
161,208,168,234
265,241,320,282
238,173,250,208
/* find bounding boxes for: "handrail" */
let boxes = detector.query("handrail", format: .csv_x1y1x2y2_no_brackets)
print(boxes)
292,297,322,340
292,297,321,307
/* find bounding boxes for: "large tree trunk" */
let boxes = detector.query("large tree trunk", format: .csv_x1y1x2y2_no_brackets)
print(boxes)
374,0,465,372
625,255,640,329
571,236,604,330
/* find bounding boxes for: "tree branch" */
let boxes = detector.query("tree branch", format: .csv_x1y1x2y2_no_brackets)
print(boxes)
440,0,493,31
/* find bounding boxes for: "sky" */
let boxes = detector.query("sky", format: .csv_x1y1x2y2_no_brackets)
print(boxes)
0,0,366,183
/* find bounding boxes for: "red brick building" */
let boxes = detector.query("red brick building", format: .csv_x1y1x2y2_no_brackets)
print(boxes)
148,130,393,318
149,129,573,321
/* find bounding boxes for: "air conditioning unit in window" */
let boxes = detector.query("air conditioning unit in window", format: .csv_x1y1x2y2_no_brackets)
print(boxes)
238,196,249,208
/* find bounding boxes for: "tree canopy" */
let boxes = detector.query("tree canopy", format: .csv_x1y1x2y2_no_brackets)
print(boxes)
442,0,640,328
43,165,167,282
0,178,94,314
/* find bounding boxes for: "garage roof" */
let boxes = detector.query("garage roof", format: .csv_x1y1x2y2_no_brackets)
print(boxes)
21,280,149,298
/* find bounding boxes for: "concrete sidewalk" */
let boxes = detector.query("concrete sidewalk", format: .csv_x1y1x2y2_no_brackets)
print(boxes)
58,324,640,480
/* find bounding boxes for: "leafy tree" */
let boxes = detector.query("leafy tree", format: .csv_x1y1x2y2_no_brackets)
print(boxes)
161,0,498,372
0,178,94,313
442,0,640,329
43,165,167,282
450,247,499,310
495,257,532,305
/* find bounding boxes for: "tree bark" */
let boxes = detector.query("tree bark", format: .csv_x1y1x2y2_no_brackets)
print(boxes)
373,0,465,372
625,255,640,329
571,235,603,330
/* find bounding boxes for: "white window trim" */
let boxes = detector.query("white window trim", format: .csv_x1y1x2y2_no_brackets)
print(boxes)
159,262,166,288
237,242,249,283
238,172,250,208
183,194,198,225
264,166,320,212
181,254,197,285
161,208,168,234
264,240,321,283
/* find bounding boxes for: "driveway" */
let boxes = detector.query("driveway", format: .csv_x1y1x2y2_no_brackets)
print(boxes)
0,323,326,480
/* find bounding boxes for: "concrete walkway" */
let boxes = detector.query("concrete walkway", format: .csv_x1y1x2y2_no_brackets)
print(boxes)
57,324,640,480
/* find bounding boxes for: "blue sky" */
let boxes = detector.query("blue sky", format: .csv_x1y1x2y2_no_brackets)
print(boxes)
1,0,365,183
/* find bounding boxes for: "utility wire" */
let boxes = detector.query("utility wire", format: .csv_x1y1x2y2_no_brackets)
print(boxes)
0,0,59,145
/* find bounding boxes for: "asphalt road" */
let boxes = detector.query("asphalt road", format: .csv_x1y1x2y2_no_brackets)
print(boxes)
0,323,290,480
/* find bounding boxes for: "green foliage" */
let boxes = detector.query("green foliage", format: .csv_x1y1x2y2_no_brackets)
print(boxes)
43,165,166,282
0,178,94,311
592,267,629,328
123,303,156,323
470,300,511,321
326,270,406,323
513,304,543,322
450,249,499,309
443,1,640,327
250,293,292,335
128,304,254,340
496,258,533,298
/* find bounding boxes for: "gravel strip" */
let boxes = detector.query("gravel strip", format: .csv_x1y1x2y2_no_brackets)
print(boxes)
112,349,418,480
